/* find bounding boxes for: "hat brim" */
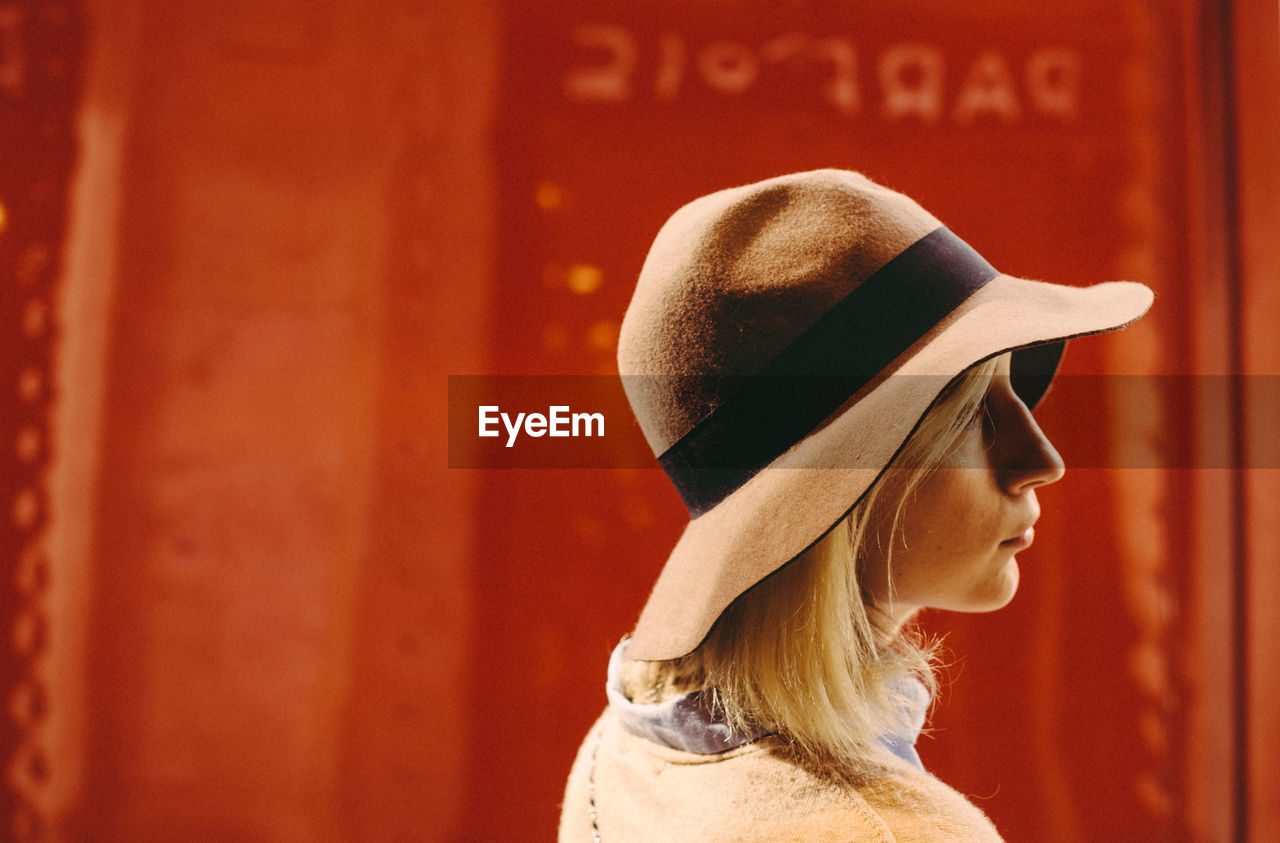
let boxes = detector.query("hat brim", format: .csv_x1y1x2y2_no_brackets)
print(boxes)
626,276,1154,660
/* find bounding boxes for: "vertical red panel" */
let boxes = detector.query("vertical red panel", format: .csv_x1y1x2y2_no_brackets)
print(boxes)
337,4,500,838
1232,0,1280,836
0,2,85,838
73,3,411,838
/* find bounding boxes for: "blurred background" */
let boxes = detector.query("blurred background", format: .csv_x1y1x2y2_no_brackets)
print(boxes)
1,0,1277,839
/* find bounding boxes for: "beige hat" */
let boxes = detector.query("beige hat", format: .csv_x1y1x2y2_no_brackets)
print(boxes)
618,169,1153,661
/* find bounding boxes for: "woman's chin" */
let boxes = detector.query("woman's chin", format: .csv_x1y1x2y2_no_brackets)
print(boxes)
955,559,1021,614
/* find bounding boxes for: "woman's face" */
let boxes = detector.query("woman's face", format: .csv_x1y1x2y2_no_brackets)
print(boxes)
861,353,1065,623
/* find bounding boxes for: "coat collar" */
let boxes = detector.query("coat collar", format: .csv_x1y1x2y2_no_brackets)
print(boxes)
605,638,928,769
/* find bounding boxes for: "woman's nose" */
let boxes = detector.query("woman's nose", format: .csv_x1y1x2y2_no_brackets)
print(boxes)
992,384,1066,494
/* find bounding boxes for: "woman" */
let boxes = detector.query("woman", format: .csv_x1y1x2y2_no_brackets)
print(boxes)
559,170,1152,841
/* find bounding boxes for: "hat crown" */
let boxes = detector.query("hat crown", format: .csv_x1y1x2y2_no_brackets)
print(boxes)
618,169,942,455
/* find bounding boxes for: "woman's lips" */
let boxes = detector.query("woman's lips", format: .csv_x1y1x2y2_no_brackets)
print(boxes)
1000,527,1035,550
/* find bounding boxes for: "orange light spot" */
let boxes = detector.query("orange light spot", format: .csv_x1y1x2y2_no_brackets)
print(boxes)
11,489,39,530
567,264,603,294
22,300,48,339
622,497,653,529
15,427,40,464
535,181,563,211
17,368,42,403
586,320,618,350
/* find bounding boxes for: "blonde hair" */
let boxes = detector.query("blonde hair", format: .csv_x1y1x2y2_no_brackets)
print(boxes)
623,358,1001,769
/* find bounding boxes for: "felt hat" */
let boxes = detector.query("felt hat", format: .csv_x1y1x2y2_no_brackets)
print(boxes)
618,169,1153,661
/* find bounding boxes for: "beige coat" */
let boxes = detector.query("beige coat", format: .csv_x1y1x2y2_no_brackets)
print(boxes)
559,709,1004,842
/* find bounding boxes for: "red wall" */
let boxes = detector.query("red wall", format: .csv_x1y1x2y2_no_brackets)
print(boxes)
19,0,1274,839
